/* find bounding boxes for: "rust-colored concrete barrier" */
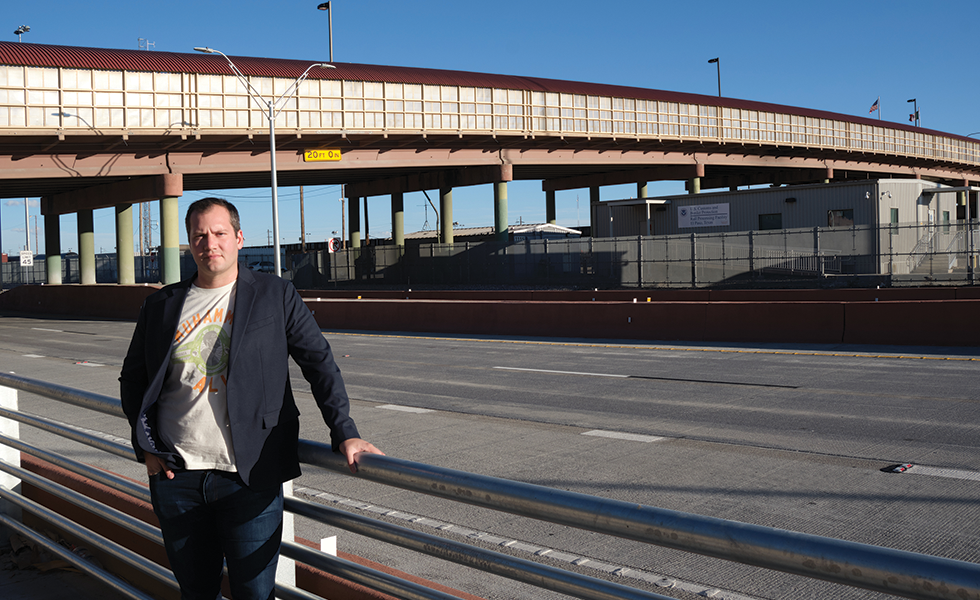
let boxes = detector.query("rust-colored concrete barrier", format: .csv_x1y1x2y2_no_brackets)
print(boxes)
3,284,979,346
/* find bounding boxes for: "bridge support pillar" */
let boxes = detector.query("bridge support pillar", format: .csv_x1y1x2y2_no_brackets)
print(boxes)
545,190,556,225
391,192,404,252
116,204,135,285
637,181,648,199
44,215,62,285
440,187,453,246
160,196,180,285
495,182,509,242
590,186,600,233
688,177,701,194
77,209,96,285
348,195,361,249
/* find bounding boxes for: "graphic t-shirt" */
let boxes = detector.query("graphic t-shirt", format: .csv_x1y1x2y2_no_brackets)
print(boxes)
157,281,237,471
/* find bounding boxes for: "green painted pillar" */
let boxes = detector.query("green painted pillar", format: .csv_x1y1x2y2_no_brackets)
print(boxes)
440,187,453,246
637,181,648,199
77,209,95,285
116,204,135,285
689,177,701,194
391,192,404,250
44,214,62,285
494,182,509,242
348,195,361,249
545,190,557,225
160,196,180,284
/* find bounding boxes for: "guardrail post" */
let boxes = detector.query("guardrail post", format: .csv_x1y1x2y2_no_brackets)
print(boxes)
0,385,22,521
276,481,296,587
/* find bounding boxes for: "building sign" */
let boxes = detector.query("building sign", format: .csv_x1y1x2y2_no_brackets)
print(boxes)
19,250,33,267
303,148,342,162
678,203,730,228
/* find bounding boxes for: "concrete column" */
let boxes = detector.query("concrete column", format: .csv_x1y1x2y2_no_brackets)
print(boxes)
44,214,62,285
494,182,509,242
637,181,648,199
116,204,135,284
77,209,96,285
545,190,557,225
391,192,404,249
348,196,361,249
160,196,181,284
440,187,453,246
689,178,701,194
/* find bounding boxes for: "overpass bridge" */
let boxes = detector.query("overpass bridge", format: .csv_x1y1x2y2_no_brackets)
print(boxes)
2,41,979,285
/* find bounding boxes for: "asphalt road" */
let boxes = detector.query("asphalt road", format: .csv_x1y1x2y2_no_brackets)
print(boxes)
2,313,979,600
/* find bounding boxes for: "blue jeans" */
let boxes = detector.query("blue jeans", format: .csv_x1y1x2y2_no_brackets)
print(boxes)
149,469,283,600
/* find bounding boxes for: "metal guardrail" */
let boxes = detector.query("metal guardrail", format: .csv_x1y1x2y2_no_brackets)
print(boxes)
1,372,979,600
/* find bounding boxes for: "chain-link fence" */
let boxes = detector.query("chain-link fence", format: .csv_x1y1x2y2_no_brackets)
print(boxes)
4,222,977,290
307,221,979,289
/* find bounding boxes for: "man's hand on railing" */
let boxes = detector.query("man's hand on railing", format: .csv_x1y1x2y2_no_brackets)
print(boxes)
339,438,385,474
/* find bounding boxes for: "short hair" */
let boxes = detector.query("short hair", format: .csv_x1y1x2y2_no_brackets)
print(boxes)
185,197,241,236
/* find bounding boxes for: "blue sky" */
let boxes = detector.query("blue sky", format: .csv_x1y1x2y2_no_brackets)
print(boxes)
3,0,979,255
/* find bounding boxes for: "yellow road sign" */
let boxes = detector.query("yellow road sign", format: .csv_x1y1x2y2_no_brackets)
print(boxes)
304,148,342,162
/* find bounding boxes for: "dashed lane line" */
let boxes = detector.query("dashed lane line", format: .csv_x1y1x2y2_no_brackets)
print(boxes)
493,366,798,389
582,430,666,443
326,331,980,362
378,404,435,414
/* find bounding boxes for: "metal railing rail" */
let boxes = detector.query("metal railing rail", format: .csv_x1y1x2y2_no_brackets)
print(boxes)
298,444,980,600
285,495,674,600
0,372,682,600
3,372,980,600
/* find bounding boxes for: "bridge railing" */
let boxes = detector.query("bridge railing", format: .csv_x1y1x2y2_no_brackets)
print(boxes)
2,372,980,600
2,62,979,167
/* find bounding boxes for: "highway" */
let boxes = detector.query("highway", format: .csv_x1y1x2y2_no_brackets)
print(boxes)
2,313,979,600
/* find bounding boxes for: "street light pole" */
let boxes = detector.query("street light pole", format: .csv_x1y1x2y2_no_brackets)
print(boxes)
317,2,334,63
907,98,919,127
708,57,721,97
193,47,333,277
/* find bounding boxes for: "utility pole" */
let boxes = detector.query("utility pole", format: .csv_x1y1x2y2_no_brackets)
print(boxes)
300,186,306,252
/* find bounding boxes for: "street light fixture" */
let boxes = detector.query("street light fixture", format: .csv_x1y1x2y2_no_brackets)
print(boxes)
14,25,30,42
194,46,334,277
707,57,721,97
907,98,919,127
317,2,334,63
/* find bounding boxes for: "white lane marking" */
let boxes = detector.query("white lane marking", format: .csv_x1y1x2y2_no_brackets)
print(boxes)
378,404,435,414
910,466,980,482
583,430,665,443
31,327,63,333
75,361,104,367
22,354,45,358
295,485,762,600
494,366,628,378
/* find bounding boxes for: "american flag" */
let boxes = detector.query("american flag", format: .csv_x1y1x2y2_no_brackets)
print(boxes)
869,98,879,114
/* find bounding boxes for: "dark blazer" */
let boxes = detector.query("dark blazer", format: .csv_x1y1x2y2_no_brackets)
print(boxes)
119,267,359,489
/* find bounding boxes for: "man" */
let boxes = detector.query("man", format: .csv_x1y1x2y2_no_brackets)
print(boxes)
120,197,381,600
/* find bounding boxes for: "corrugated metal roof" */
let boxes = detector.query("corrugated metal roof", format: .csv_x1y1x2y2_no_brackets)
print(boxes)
0,41,968,142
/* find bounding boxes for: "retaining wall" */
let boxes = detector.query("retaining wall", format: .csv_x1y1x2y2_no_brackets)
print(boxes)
1,284,977,346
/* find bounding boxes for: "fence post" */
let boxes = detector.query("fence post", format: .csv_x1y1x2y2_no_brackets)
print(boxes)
690,233,697,288
814,227,824,277
637,236,643,287
0,385,22,521
276,481,296,587
748,230,754,275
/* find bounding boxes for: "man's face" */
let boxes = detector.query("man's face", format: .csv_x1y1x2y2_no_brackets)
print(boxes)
188,206,244,287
